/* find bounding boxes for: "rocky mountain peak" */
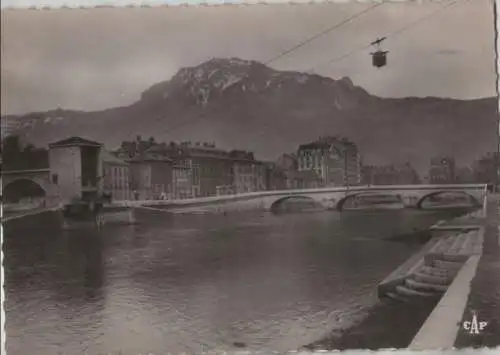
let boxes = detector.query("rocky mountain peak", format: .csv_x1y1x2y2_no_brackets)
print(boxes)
338,76,355,89
140,57,366,107
140,57,270,104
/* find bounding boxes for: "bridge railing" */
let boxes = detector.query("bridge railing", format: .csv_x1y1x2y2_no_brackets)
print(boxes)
110,184,489,208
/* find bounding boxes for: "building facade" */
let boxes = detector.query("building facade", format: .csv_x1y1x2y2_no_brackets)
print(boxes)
429,156,456,184
172,163,193,199
275,153,298,171
264,163,288,191
118,140,271,198
192,155,234,197
297,136,361,187
455,166,475,184
169,143,237,198
128,153,174,200
472,152,499,185
361,163,420,185
48,136,104,203
230,150,267,194
142,142,235,198
102,151,130,201
284,170,322,189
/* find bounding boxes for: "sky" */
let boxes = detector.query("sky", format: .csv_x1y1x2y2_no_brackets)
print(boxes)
1,0,497,115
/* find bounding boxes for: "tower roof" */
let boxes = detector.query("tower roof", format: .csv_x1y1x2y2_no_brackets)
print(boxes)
49,136,103,148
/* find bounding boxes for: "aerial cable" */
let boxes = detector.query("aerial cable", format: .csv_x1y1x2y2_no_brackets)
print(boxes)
309,0,468,73
265,2,384,65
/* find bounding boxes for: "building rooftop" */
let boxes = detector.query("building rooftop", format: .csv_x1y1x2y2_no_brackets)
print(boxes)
298,136,358,153
101,150,129,165
127,152,173,163
49,136,103,148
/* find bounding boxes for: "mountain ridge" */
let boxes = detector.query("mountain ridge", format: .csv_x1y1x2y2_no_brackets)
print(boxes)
3,57,497,174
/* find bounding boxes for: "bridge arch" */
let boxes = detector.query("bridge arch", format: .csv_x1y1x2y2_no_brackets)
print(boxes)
2,178,47,203
415,190,481,209
336,192,403,211
269,195,318,212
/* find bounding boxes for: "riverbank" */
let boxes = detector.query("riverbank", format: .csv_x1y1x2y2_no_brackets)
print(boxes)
304,207,479,351
304,297,438,350
303,229,440,351
2,209,61,230
2,206,59,222
454,194,500,348
302,236,439,351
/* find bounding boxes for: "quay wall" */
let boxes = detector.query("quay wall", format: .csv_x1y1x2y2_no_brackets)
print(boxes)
407,195,491,348
409,255,481,349
2,206,137,231
2,209,61,231
141,198,268,214
377,205,484,298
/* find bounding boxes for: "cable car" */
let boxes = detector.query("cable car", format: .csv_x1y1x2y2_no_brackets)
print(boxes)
370,37,388,68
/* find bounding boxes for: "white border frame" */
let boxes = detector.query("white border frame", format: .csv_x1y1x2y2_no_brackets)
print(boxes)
1,1,499,354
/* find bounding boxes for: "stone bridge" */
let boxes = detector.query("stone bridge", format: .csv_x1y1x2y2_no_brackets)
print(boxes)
1,169,58,202
128,184,488,212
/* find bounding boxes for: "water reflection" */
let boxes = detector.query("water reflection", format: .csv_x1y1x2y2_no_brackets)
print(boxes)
4,224,109,354
4,208,470,354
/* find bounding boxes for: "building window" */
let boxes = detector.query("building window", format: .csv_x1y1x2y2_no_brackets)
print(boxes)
52,174,59,184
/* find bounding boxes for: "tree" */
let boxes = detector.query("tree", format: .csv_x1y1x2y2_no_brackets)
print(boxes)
2,135,21,154
2,135,49,170
2,135,22,170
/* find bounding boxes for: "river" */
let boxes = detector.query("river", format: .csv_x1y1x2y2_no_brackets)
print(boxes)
3,208,468,354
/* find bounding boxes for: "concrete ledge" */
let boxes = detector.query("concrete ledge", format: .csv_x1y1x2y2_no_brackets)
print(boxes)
408,255,481,350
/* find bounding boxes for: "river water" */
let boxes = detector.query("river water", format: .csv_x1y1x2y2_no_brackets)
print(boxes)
3,208,466,355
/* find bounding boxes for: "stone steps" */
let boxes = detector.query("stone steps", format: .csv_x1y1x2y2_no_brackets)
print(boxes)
412,270,451,285
432,259,465,271
448,233,468,254
425,253,469,264
396,284,439,298
433,236,455,253
396,249,466,299
383,224,483,301
405,277,448,293
419,265,458,279
384,291,410,303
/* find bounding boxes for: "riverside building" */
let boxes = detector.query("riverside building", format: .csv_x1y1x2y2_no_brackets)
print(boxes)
297,136,361,187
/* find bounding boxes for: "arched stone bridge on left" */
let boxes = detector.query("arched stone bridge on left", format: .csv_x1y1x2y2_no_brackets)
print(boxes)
1,168,58,203
123,184,488,212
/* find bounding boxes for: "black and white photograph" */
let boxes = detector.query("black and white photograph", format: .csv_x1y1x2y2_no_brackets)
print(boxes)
1,0,500,354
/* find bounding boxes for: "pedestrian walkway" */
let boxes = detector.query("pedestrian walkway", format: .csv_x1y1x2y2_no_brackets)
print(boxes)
454,194,500,348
